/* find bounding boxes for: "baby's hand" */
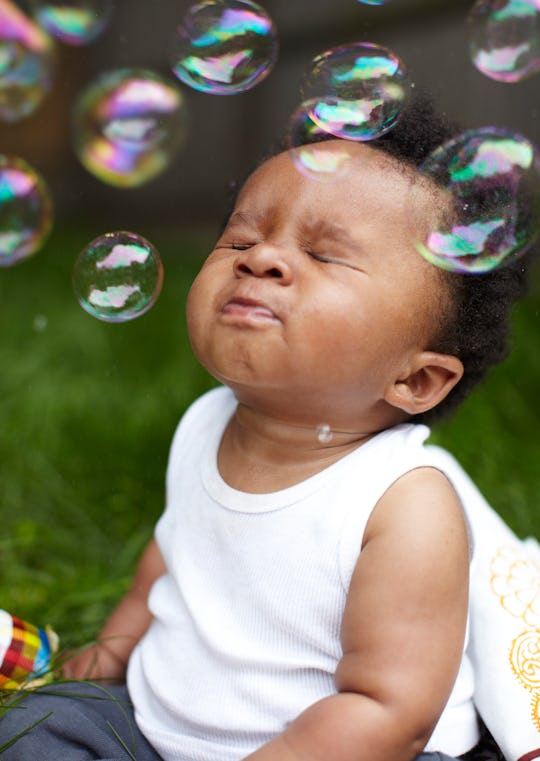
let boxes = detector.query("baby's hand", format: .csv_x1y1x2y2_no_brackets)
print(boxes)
60,640,128,682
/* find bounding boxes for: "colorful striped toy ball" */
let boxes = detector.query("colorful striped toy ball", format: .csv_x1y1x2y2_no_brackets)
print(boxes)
0,610,59,689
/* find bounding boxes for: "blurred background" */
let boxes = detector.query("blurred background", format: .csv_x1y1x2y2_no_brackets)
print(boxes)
2,0,540,648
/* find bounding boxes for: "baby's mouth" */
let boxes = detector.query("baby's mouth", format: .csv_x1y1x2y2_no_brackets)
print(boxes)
221,297,279,323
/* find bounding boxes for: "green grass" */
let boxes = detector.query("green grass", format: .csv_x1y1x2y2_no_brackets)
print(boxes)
0,225,217,646
1,228,540,649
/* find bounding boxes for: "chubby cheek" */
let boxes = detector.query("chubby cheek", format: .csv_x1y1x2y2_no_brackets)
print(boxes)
185,272,213,363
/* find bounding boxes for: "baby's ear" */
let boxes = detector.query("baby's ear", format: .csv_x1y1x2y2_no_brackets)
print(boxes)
384,352,464,416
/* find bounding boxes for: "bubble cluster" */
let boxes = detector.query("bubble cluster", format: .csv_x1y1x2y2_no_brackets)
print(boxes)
170,0,278,95
29,0,113,46
416,127,540,274
72,68,188,188
0,154,53,267
73,231,164,322
286,99,355,182
0,0,55,122
300,42,409,141
468,0,540,83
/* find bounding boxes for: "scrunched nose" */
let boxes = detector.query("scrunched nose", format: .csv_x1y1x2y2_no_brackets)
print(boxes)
232,243,293,285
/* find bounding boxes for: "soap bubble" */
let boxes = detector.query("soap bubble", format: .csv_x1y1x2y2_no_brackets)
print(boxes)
0,0,55,122
170,0,278,94
0,154,53,267
316,424,333,444
286,99,355,182
357,0,388,5
468,0,540,83
416,127,540,274
29,0,113,46
73,231,164,322
300,42,409,141
72,68,188,188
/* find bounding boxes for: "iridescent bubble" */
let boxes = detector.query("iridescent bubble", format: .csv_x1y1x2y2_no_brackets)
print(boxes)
72,68,188,188
0,0,55,122
316,424,333,444
416,127,540,274
29,0,113,46
300,42,409,141
0,154,53,267
170,0,278,95
468,0,540,83
73,231,164,322
286,99,354,182
357,0,388,4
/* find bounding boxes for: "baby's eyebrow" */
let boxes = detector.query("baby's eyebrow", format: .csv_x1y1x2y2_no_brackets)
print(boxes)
227,210,265,228
305,219,358,248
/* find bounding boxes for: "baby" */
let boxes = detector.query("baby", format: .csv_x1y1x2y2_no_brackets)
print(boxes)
1,96,537,761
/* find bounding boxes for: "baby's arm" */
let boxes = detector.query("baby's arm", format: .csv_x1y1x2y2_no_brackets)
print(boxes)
62,538,166,681
244,467,470,761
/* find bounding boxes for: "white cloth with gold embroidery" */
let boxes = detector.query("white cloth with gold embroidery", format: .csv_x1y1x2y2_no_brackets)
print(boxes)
430,446,540,761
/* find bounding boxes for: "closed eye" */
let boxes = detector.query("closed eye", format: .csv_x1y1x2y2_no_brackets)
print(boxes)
307,251,335,264
231,242,253,251
306,249,363,273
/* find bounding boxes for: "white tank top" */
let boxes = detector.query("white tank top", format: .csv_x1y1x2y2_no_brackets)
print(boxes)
128,386,479,761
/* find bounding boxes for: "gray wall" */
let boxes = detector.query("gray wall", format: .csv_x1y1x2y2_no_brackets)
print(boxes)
2,0,539,235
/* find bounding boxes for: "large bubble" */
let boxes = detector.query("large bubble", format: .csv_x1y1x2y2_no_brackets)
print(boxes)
0,154,53,267
0,0,55,122
468,0,540,83
73,231,164,322
300,42,409,141
286,99,355,182
416,127,540,274
29,0,114,46
170,0,278,95
72,68,188,188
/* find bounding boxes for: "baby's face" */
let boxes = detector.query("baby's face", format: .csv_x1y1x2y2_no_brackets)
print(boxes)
187,141,450,425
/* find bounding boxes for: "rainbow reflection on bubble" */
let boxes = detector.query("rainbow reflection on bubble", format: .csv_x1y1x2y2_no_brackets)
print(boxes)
416,127,540,274
468,0,540,82
72,69,188,188
29,0,113,46
170,0,277,94
73,231,164,322
0,154,53,267
0,0,55,121
300,42,409,141
357,0,388,5
286,99,354,182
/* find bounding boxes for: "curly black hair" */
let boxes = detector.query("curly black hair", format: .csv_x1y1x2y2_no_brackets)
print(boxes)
369,91,533,424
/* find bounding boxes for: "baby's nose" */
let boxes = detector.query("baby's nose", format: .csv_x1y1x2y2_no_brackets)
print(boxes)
232,243,293,284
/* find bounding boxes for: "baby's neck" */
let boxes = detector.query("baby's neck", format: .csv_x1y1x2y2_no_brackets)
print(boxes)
217,402,378,494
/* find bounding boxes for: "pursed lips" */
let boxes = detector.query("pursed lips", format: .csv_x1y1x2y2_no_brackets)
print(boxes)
220,296,280,324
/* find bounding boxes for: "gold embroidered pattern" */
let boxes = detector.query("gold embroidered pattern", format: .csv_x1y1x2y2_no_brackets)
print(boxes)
491,545,540,733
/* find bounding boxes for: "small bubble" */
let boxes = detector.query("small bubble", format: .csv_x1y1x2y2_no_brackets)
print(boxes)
170,0,278,95
416,127,540,274
33,313,48,331
72,68,188,188
468,0,540,83
316,423,333,444
300,42,410,142
286,99,355,182
0,154,53,267
0,0,55,122
73,231,163,322
29,0,114,46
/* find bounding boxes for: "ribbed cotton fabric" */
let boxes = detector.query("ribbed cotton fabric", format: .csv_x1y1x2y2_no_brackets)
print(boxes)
127,386,479,761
